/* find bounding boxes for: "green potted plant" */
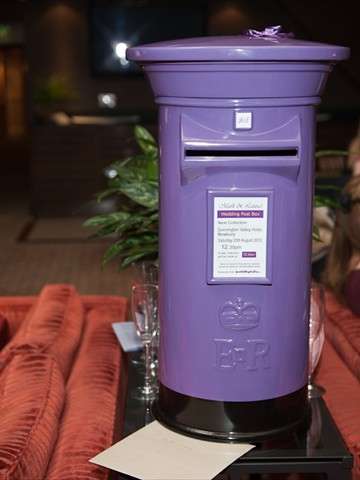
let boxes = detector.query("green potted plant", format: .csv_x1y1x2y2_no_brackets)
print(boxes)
34,75,77,106
84,126,159,268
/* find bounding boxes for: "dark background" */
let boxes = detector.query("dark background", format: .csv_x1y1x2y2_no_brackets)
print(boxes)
1,0,359,215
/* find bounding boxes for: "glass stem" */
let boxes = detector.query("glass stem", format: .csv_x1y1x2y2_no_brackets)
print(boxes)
145,342,152,390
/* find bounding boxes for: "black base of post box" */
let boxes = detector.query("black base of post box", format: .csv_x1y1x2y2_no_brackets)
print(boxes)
153,384,310,442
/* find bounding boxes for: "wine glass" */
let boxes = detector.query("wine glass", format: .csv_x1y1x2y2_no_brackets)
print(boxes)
131,283,159,400
130,262,158,367
308,284,326,398
131,261,158,286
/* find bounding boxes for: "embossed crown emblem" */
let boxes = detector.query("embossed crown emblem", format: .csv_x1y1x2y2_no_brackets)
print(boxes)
219,297,260,331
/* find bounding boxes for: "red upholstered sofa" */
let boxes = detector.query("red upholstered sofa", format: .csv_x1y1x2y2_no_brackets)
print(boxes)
0,285,128,480
315,290,360,480
0,284,359,480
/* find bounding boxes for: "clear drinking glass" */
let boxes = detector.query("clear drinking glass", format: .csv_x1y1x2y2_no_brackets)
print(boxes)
131,283,159,400
130,261,159,367
308,283,325,398
131,261,159,286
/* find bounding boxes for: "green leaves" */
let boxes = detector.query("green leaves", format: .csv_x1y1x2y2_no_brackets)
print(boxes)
102,234,158,269
135,125,158,158
313,183,341,241
84,125,160,269
312,224,321,242
314,195,339,210
34,75,77,105
105,148,159,209
84,212,131,228
109,175,158,209
315,150,347,158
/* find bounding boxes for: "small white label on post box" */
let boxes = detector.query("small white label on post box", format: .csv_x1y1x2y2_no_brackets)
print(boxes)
213,196,268,279
235,111,252,130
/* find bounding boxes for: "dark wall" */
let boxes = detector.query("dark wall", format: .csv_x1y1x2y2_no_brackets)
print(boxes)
26,0,360,115
0,2,25,22
208,0,360,112
26,0,154,114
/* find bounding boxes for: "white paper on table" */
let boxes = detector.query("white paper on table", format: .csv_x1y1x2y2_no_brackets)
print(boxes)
112,322,142,352
90,420,255,480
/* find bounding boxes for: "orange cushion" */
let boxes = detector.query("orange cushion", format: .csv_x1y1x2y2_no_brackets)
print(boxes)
0,297,34,339
324,290,360,383
316,339,360,480
0,352,64,480
0,313,9,350
45,303,127,480
1,285,84,379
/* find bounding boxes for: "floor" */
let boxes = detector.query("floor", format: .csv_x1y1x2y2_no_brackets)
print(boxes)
0,191,134,298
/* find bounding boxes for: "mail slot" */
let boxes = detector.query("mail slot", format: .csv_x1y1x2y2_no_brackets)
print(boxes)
128,30,349,440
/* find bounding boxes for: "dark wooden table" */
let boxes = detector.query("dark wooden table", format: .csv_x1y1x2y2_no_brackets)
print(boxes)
113,352,353,480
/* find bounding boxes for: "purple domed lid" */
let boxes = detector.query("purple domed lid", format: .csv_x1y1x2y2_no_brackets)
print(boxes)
127,26,349,63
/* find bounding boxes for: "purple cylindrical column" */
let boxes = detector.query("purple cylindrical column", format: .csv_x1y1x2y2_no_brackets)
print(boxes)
128,33,349,440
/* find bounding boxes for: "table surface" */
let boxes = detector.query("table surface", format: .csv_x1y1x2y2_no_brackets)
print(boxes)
113,351,353,479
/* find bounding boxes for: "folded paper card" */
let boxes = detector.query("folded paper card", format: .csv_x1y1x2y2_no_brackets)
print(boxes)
90,420,254,480
112,322,142,352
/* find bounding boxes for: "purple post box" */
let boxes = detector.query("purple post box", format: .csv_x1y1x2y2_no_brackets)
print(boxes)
128,29,349,440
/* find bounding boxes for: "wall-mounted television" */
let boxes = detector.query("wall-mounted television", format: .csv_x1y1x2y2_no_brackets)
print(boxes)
90,1,206,75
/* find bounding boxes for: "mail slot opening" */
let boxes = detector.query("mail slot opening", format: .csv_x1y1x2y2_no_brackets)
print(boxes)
185,148,298,157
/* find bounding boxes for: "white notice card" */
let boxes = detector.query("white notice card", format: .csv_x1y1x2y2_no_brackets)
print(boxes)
112,322,142,352
213,196,268,279
90,421,254,480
